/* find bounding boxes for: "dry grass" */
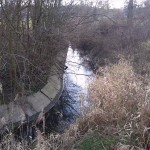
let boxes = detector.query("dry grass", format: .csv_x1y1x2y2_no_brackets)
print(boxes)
89,60,145,122
1,61,150,149
0,123,79,150
76,59,150,149
46,59,150,149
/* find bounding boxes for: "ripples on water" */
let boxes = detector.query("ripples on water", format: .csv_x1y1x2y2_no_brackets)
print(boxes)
13,46,93,141
65,46,92,107
45,46,93,132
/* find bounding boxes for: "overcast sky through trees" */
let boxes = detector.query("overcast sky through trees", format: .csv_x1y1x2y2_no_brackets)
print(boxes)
63,0,145,8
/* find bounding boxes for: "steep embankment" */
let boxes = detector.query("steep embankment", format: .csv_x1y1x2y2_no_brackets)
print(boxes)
0,49,68,132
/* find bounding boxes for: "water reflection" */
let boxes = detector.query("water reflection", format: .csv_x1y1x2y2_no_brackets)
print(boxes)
2,46,93,142
45,46,93,132
65,46,92,107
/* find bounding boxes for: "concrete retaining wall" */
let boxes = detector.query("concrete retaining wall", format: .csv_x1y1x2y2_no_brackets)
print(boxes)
0,49,67,131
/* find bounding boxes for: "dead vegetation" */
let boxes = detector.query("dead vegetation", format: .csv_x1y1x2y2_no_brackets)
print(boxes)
0,0,68,103
4,59,148,150
1,0,150,150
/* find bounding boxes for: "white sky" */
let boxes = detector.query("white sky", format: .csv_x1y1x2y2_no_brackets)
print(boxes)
63,0,145,8
109,0,144,8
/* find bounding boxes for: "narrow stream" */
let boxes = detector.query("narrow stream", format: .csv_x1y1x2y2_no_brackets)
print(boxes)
10,46,93,142
45,46,93,133
65,46,92,110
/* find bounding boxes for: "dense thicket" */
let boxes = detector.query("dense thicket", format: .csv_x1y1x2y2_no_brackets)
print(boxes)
0,0,68,103
70,1,150,73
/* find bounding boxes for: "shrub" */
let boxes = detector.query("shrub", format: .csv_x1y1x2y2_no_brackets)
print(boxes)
75,60,150,148
89,60,145,123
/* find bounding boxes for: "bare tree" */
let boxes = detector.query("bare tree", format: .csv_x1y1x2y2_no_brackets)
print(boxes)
0,0,69,103
127,0,134,26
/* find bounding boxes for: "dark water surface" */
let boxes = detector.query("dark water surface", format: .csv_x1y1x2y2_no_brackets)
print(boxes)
7,46,93,143
45,46,93,133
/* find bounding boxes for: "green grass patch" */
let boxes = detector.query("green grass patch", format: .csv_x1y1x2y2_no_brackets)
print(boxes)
77,132,118,150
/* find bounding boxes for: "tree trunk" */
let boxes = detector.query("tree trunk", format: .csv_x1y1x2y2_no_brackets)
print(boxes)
127,0,134,26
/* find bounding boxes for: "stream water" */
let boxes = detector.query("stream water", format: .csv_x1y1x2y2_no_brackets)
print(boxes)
45,46,93,133
64,46,92,111
10,46,93,142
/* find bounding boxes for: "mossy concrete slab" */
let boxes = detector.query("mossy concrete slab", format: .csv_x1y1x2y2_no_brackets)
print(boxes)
0,49,67,132
7,103,26,123
21,101,37,117
27,92,51,113
41,76,61,100
0,103,26,128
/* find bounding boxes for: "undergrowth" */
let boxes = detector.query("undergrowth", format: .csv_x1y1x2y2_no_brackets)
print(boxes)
1,59,150,150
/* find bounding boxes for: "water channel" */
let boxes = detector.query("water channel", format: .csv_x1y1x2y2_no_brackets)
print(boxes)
8,46,93,143
45,46,93,133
